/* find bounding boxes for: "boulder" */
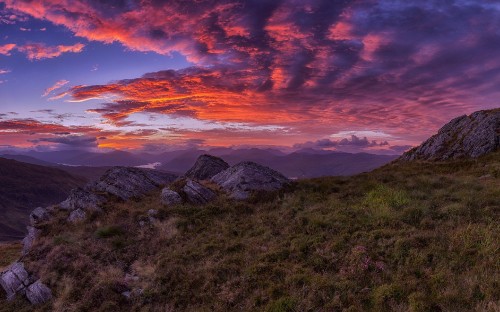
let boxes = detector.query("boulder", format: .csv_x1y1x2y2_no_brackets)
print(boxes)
0,262,30,301
183,180,216,204
211,161,290,200
185,154,230,180
59,187,105,212
22,226,40,256
29,207,50,226
160,188,183,206
25,280,52,305
401,109,500,160
68,209,86,223
91,167,177,200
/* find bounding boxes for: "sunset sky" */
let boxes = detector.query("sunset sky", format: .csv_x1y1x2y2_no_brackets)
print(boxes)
1,0,499,154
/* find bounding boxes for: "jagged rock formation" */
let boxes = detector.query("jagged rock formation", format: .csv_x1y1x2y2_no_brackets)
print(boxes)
60,167,177,220
160,188,183,206
91,167,177,200
59,187,105,212
183,180,216,204
401,109,500,161
0,262,51,304
212,161,291,200
185,154,230,180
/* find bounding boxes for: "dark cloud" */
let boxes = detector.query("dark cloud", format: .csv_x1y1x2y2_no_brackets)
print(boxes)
29,134,98,150
294,135,390,150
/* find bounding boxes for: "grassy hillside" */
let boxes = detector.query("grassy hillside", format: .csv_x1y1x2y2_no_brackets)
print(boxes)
1,152,499,311
0,158,87,241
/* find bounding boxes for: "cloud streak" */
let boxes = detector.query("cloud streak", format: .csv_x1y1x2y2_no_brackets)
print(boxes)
16,43,85,60
43,79,69,97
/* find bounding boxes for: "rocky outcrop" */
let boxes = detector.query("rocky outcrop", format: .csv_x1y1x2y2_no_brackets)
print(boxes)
59,187,105,212
25,280,52,305
29,207,50,225
185,154,230,180
68,209,86,223
22,226,40,256
60,167,177,221
160,188,183,206
91,167,177,200
0,262,52,304
401,109,500,161
0,262,30,301
211,162,290,200
183,180,216,204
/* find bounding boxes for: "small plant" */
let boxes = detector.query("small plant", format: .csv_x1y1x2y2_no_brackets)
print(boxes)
95,225,124,238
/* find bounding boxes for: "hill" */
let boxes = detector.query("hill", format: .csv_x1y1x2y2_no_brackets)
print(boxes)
1,149,498,311
0,158,87,241
401,108,500,160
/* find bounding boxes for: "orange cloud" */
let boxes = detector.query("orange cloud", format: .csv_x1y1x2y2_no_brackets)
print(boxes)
0,43,16,56
16,43,84,60
43,79,69,97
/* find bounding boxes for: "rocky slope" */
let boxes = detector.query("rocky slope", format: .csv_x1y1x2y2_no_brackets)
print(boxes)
1,157,293,306
401,108,500,161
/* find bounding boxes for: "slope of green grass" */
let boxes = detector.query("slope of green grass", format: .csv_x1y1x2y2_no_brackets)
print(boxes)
2,152,499,311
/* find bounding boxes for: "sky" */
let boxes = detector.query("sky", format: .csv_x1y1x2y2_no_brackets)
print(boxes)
0,0,499,154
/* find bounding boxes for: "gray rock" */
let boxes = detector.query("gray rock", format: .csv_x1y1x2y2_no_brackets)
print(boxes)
25,280,52,305
22,226,40,256
59,187,105,212
0,262,30,301
183,180,216,204
68,209,86,223
160,188,183,206
211,161,290,200
185,154,230,180
91,167,177,200
401,109,500,161
29,207,50,226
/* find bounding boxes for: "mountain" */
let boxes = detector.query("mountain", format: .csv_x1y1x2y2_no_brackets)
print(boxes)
0,158,87,241
2,145,498,310
0,154,56,167
401,108,500,161
267,151,397,178
19,150,147,166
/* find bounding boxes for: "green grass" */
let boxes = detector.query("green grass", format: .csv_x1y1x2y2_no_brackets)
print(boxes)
2,152,499,311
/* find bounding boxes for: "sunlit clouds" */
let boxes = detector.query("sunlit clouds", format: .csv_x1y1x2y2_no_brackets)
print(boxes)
1,0,500,152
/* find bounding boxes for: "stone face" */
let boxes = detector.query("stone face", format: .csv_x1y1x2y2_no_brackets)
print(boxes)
91,167,177,200
185,154,230,180
401,109,500,161
68,209,86,223
0,262,30,301
29,207,50,226
183,180,216,204
160,188,183,206
22,226,40,256
25,280,52,305
211,161,290,200
59,187,105,212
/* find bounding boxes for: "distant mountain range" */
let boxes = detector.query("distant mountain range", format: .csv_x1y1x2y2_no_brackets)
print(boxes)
2,148,398,178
